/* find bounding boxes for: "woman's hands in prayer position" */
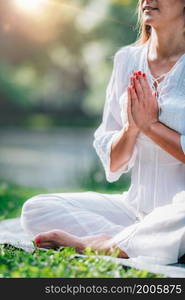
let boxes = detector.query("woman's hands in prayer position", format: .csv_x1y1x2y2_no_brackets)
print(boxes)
127,71,159,134
127,71,185,163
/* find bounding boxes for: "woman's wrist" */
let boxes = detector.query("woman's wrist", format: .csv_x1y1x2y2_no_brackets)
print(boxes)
141,120,160,135
127,125,140,136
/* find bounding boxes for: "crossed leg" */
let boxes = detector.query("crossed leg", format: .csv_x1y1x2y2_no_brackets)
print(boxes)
20,191,136,257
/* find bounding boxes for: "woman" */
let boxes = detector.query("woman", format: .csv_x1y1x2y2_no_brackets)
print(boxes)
20,0,185,264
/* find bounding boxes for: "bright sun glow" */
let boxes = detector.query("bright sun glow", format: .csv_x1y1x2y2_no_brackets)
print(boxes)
15,0,45,13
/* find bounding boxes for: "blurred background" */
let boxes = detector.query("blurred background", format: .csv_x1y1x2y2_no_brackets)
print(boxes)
0,0,138,194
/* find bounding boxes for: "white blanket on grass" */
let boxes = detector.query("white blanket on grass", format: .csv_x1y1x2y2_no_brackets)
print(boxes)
0,218,185,278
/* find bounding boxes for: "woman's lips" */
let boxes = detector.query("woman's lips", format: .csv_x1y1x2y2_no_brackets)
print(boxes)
143,7,158,12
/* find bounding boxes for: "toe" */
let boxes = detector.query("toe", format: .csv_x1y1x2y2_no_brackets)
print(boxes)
34,232,51,247
34,230,61,246
34,236,41,247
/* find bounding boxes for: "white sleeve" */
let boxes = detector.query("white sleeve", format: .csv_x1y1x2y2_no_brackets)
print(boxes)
93,50,137,183
113,191,185,264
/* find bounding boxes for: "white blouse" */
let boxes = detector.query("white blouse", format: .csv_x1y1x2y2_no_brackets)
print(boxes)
93,40,185,264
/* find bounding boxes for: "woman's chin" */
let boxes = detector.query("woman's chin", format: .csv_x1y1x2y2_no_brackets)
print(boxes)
143,14,161,25
143,18,158,27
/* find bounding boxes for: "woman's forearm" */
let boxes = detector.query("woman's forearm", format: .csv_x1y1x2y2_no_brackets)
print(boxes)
110,126,139,172
142,121,185,163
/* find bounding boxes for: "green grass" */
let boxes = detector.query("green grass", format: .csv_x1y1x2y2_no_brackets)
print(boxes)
0,181,165,278
0,245,165,278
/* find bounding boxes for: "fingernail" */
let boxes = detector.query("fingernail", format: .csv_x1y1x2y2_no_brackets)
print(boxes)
142,73,146,78
138,71,142,75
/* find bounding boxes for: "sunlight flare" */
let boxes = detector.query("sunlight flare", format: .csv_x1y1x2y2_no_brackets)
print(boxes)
14,0,45,13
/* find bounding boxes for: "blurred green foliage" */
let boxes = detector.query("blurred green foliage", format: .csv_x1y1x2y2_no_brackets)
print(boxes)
78,160,131,192
0,181,44,221
0,169,129,222
0,244,164,278
0,0,138,128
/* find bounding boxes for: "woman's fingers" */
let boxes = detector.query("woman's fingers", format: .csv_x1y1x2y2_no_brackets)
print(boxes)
142,72,151,90
132,71,157,105
133,75,144,101
138,73,149,98
129,76,135,88
127,86,140,131
130,84,139,104
127,86,132,115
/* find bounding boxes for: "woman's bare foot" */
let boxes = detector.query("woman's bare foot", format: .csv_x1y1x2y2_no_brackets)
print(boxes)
34,230,128,258
34,229,83,251
81,234,129,258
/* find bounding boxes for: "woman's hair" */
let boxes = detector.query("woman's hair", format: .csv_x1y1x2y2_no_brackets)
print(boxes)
133,0,151,46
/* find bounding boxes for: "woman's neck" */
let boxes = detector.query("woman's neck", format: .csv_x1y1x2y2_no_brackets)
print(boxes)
148,26,185,61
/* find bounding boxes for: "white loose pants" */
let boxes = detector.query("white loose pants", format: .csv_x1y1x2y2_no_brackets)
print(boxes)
20,190,185,264
20,191,137,239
